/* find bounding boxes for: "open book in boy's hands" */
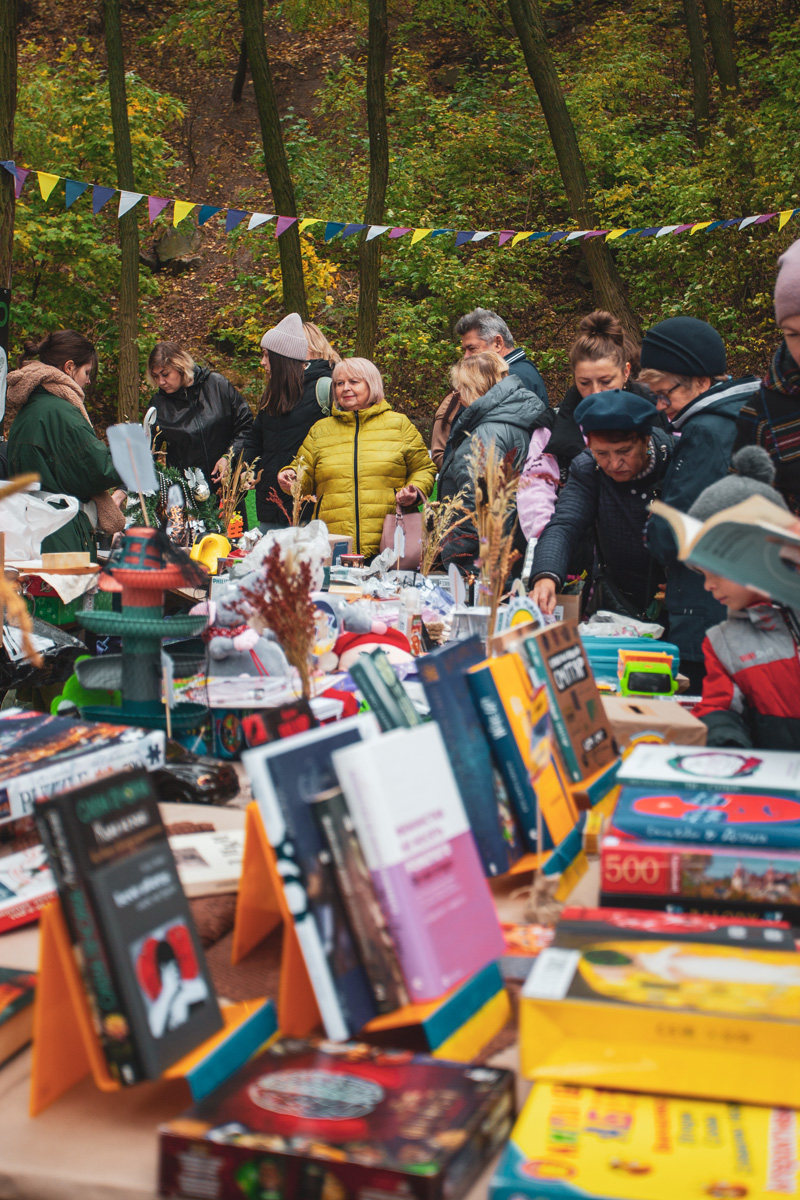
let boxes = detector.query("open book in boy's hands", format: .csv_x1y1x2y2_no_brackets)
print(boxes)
650,494,800,608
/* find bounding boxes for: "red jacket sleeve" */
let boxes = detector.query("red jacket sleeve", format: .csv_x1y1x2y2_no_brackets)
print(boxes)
693,634,740,719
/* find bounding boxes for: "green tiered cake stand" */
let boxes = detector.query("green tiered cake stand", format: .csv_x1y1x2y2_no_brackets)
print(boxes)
76,526,208,733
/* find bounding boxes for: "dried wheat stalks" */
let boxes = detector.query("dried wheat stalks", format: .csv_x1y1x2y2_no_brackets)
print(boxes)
465,438,521,636
218,450,262,528
267,458,316,527
420,490,471,576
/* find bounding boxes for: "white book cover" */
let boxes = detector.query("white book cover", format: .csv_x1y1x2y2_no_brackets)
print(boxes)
169,829,245,898
0,844,56,933
617,742,800,795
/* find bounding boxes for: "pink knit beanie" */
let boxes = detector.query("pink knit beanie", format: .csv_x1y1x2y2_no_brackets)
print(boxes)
774,238,800,325
260,313,308,361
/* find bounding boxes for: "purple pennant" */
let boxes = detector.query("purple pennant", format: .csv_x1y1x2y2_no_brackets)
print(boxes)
548,231,569,243
755,213,777,224
225,209,248,233
65,179,89,208
455,231,475,247
583,230,608,238
198,205,221,226
92,185,116,214
638,227,660,237
148,196,169,222
388,227,412,239
672,224,694,235
275,215,296,237
324,221,346,242
340,223,366,238
498,231,515,246
14,168,31,199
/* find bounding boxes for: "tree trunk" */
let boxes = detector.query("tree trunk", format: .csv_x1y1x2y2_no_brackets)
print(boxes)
0,0,15,293
506,0,640,335
104,0,140,423
355,0,388,359
703,0,739,91
237,0,307,319
232,36,248,103
682,0,710,145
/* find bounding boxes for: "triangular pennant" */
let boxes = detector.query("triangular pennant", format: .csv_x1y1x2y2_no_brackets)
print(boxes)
512,231,533,247
225,209,248,233
92,185,116,214
148,196,169,222
583,230,608,239
410,228,433,245
14,168,30,199
472,231,493,242
704,219,727,233
754,213,776,225
324,221,346,242
388,227,412,239
173,200,195,226
566,230,587,241
365,225,390,241
198,205,221,226
621,228,644,237
65,179,89,209
605,228,627,242
738,215,759,231
37,172,60,201
719,218,742,229
778,209,796,231
690,221,713,235
655,224,681,238
637,227,660,238
672,224,694,235
0,160,14,176
299,218,321,233
247,212,274,230
498,230,515,245
548,231,569,243
528,232,549,242
431,228,454,237
455,231,475,247
275,216,297,237
118,190,144,217
340,223,366,238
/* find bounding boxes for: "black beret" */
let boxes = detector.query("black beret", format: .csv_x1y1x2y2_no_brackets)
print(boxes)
574,389,656,433
640,316,726,376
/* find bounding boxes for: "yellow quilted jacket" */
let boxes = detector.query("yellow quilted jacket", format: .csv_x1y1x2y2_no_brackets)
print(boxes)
289,399,436,556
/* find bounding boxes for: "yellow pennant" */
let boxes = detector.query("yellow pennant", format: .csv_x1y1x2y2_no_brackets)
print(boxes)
173,200,195,226
511,231,533,247
605,228,627,242
299,218,322,233
410,228,432,245
779,209,795,230
37,172,60,201
690,220,713,235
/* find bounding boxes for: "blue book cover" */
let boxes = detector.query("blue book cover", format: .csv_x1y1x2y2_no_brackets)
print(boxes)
418,636,520,876
242,715,381,1040
612,783,800,849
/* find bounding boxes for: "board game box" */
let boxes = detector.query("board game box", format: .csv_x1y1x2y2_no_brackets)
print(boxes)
158,1038,515,1200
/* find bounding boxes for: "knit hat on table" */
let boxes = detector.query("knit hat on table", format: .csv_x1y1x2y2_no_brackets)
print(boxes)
260,313,308,361
640,316,726,377
688,446,789,521
574,389,657,434
774,238,800,325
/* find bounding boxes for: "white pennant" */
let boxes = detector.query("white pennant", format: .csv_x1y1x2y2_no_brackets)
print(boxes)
472,231,494,241
366,225,391,241
656,224,681,238
738,215,759,230
118,190,145,218
248,212,274,230
566,230,587,240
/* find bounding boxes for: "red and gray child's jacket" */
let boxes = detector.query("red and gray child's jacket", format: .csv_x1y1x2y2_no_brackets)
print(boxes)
694,602,800,749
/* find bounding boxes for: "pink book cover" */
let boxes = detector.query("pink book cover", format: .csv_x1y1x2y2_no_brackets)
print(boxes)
332,723,505,1002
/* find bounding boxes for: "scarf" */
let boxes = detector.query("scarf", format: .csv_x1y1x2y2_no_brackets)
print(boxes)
764,339,800,396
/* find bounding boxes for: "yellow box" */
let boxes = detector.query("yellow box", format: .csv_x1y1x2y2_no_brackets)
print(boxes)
520,936,800,1108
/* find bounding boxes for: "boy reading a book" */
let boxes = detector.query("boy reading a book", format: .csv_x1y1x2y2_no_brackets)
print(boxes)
688,448,800,750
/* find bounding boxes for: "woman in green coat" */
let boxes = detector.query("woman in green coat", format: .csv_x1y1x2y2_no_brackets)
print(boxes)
7,330,126,558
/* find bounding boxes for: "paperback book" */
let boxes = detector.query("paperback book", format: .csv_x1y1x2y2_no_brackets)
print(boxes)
0,966,36,1068
159,1037,515,1200
169,829,245,898
242,715,381,1042
0,711,165,823
0,842,56,933
332,722,506,1003
36,769,222,1084
611,783,800,848
616,741,800,796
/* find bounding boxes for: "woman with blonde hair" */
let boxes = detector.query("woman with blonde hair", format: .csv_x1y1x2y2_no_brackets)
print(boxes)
147,340,253,491
438,350,551,571
278,357,435,558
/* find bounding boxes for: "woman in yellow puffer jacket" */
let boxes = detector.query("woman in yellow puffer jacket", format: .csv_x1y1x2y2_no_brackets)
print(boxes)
278,358,436,557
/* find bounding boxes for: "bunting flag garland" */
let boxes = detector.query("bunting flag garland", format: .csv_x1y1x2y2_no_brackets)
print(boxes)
1,160,798,250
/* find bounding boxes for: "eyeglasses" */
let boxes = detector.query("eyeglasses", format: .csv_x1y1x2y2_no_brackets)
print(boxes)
653,382,682,406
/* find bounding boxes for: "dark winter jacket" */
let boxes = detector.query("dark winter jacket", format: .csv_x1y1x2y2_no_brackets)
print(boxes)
646,375,760,662
439,375,551,570
694,602,800,750
547,379,666,470
244,360,332,525
732,380,800,515
8,387,120,557
151,365,253,488
531,427,673,612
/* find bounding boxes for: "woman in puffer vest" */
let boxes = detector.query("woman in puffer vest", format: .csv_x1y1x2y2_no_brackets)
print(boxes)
278,358,436,558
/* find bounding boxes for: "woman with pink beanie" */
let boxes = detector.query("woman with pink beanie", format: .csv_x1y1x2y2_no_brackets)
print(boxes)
733,237,800,515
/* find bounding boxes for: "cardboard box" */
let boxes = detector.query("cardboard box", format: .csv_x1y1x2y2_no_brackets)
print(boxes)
324,533,353,567
552,592,581,623
601,695,707,751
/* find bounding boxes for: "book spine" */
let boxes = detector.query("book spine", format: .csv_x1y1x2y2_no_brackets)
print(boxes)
611,806,800,849
314,791,409,1013
36,803,145,1085
466,668,538,852
599,891,800,925
0,889,55,935
369,652,422,727
601,841,678,896
523,639,582,782
348,659,406,732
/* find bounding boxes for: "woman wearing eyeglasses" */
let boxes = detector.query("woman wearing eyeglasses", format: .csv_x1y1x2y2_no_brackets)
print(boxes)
642,316,760,691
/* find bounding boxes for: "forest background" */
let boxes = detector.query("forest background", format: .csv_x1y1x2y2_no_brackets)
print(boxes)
2,0,799,438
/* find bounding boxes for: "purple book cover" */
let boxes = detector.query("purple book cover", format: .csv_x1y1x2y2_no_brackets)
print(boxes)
332,723,505,1003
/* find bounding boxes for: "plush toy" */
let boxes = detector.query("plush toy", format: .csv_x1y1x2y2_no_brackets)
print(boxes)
191,580,290,678
333,627,415,673
312,596,392,673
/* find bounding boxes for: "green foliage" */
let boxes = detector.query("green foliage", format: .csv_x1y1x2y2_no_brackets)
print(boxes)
12,43,185,418
139,0,239,69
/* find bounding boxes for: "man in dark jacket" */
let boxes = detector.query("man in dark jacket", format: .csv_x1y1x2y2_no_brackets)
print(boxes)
430,308,549,468
530,391,673,617
641,316,760,691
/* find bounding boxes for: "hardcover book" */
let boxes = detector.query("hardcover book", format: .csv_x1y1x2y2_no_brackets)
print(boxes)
0,711,165,823
36,770,222,1083
616,741,800,796
418,636,520,876
312,786,409,1013
0,842,56,933
349,649,422,732
611,783,800,848
466,654,547,852
523,623,616,783
242,715,381,1042
554,904,796,950
159,1037,515,1200
169,829,245,898
0,966,36,1068
490,1080,800,1200
332,722,506,1003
